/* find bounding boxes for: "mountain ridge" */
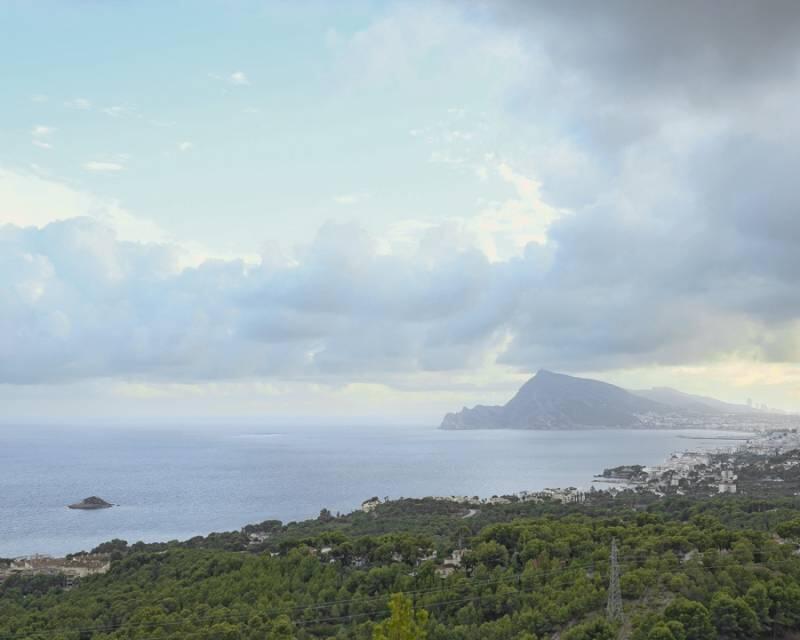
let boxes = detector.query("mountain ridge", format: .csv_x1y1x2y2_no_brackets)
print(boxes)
629,386,770,415
440,370,770,430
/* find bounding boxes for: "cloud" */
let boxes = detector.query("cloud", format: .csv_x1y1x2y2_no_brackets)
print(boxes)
84,161,125,173
32,125,54,138
230,71,249,85
1,202,797,394
31,125,55,149
0,217,506,384
0,168,257,269
65,98,92,109
467,161,566,261
178,141,193,152
208,71,251,87
332,193,368,205
0,169,164,243
327,4,465,85
483,1,800,156
418,1,800,375
102,105,128,117
491,1,800,102
3,2,800,411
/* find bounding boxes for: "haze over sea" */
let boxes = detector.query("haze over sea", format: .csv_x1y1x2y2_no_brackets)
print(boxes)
0,425,744,558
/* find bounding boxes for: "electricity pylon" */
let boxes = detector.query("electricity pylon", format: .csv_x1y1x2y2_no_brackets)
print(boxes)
607,538,624,623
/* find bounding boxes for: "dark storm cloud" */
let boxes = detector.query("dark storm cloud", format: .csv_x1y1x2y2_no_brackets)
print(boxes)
492,0,800,100
475,0,800,371
489,1,800,160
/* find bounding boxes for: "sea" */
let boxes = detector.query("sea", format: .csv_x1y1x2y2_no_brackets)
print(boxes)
0,424,746,558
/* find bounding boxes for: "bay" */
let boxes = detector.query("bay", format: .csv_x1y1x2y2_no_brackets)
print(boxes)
0,425,743,557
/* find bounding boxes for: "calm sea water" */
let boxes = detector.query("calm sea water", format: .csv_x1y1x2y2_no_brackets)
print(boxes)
0,425,743,558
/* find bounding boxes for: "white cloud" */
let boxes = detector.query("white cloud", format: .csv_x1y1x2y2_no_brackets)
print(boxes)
84,161,125,173
333,193,368,205
428,150,466,166
102,105,128,117
0,211,796,414
0,217,508,385
379,160,565,263
65,98,92,109
1,166,799,411
328,5,459,85
465,161,567,261
208,71,251,87
230,71,249,85
445,130,473,142
178,141,193,152
32,125,54,138
0,168,164,244
31,126,55,150
0,168,257,269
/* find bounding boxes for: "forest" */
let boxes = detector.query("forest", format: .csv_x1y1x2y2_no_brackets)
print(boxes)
2,495,800,639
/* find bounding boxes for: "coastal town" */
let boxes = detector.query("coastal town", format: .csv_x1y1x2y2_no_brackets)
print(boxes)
596,428,800,498
0,554,111,588
360,486,587,513
357,427,800,513
271,427,800,577
6,425,800,586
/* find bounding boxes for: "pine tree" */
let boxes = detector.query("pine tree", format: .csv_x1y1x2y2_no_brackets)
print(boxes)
373,593,428,640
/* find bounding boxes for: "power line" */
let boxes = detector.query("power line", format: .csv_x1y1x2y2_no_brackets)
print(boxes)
5,563,600,640
606,537,624,623
0,557,604,640
2,553,797,640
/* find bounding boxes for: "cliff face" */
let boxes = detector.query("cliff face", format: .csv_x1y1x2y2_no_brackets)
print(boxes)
441,370,667,430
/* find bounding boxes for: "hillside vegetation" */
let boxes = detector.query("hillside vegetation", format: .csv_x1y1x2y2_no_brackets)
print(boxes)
3,496,800,639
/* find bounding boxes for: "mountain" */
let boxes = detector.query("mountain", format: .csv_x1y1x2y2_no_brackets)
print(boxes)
631,387,784,415
441,370,669,430
629,386,768,415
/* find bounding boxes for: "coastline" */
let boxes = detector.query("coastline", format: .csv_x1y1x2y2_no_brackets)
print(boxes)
3,426,797,559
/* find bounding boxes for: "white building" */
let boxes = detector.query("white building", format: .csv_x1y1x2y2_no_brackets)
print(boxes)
361,497,381,513
718,468,738,494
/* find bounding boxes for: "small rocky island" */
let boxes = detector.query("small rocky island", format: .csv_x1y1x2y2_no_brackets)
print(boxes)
68,496,113,510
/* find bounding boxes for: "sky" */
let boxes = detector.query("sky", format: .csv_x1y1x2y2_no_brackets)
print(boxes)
2,0,799,423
